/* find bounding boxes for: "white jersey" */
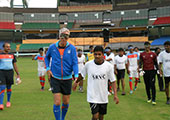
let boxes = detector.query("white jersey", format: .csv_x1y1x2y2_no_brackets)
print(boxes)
159,50,170,77
34,55,46,71
115,55,127,70
81,60,116,103
105,53,115,67
126,52,139,70
78,54,85,73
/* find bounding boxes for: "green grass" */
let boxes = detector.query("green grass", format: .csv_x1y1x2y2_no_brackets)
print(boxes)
0,57,170,120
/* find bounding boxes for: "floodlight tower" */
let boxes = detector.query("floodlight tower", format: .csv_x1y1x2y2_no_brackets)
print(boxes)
10,0,28,8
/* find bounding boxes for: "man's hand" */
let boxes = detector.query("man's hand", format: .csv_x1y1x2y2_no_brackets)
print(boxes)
72,80,78,91
47,70,53,80
114,95,119,104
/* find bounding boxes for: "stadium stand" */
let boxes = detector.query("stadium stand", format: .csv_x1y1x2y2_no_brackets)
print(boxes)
22,23,60,30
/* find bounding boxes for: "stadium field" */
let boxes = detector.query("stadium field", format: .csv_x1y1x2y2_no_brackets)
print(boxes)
0,57,169,120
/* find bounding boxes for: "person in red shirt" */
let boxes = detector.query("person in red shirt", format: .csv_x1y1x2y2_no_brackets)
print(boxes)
140,42,157,105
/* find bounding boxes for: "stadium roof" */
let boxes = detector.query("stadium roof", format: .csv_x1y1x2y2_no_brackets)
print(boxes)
0,0,57,8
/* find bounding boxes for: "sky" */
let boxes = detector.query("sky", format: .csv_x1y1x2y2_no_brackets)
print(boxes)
0,0,58,8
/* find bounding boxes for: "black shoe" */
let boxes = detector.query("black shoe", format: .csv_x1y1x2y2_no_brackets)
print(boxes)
166,100,170,105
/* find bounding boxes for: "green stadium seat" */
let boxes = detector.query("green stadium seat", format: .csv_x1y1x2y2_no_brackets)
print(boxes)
120,19,148,27
22,23,60,30
67,22,74,29
19,43,51,50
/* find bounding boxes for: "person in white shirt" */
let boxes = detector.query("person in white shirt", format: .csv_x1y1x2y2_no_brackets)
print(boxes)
73,46,119,120
126,45,139,94
115,48,127,95
105,47,115,95
159,41,170,105
32,48,46,91
77,49,86,93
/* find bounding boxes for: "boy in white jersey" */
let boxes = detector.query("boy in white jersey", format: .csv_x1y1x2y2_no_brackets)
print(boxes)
77,49,85,93
73,46,119,120
126,45,139,94
115,48,127,95
32,48,46,91
159,41,170,104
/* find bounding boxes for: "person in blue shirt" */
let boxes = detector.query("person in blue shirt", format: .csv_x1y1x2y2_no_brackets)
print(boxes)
45,28,78,120
0,43,21,110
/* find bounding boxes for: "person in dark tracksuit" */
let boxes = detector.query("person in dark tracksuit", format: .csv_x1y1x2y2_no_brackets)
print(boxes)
155,47,164,91
140,42,157,105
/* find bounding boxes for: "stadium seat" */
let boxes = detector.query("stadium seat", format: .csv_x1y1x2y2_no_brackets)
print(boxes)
0,22,15,29
120,19,148,27
153,16,170,25
19,43,51,50
22,23,60,30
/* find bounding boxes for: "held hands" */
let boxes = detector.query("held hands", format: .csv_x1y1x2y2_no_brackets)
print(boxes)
47,70,53,80
72,80,79,91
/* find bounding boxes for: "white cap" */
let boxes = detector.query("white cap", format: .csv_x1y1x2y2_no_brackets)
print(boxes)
59,27,70,37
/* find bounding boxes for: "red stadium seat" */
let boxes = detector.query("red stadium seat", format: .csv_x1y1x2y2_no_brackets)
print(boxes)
153,16,170,25
0,22,15,30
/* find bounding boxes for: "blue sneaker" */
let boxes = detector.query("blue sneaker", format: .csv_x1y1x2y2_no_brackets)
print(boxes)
130,90,133,94
134,87,137,91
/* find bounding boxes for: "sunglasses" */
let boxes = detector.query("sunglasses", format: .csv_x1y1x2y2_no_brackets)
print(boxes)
60,33,69,39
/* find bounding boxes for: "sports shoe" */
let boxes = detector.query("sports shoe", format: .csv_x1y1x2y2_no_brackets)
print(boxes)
130,90,133,94
108,92,111,96
79,87,84,93
0,104,4,110
152,101,157,105
6,102,11,108
166,100,170,105
147,99,152,103
134,87,137,91
48,88,52,91
121,92,126,95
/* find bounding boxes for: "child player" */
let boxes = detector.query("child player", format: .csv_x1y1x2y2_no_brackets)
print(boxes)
73,46,119,120
32,48,46,91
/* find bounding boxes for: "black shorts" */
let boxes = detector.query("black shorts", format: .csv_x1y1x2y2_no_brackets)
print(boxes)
116,69,125,80
0,70,14,85
90,103,108,115
164,77,170,84
50,77,72,95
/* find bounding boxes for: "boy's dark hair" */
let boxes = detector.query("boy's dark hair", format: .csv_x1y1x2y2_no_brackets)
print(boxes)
155,47,160,52
94,46,104,54
118,48,124,52
105,47,111,50
77,49,82,52
144,42,150,45
134,47,139,50
128,45,133,48
164,41,170,46
89,45,93,49
39,48,43,51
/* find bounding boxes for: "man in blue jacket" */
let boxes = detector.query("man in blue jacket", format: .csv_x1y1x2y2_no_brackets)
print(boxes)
45,28,78,120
